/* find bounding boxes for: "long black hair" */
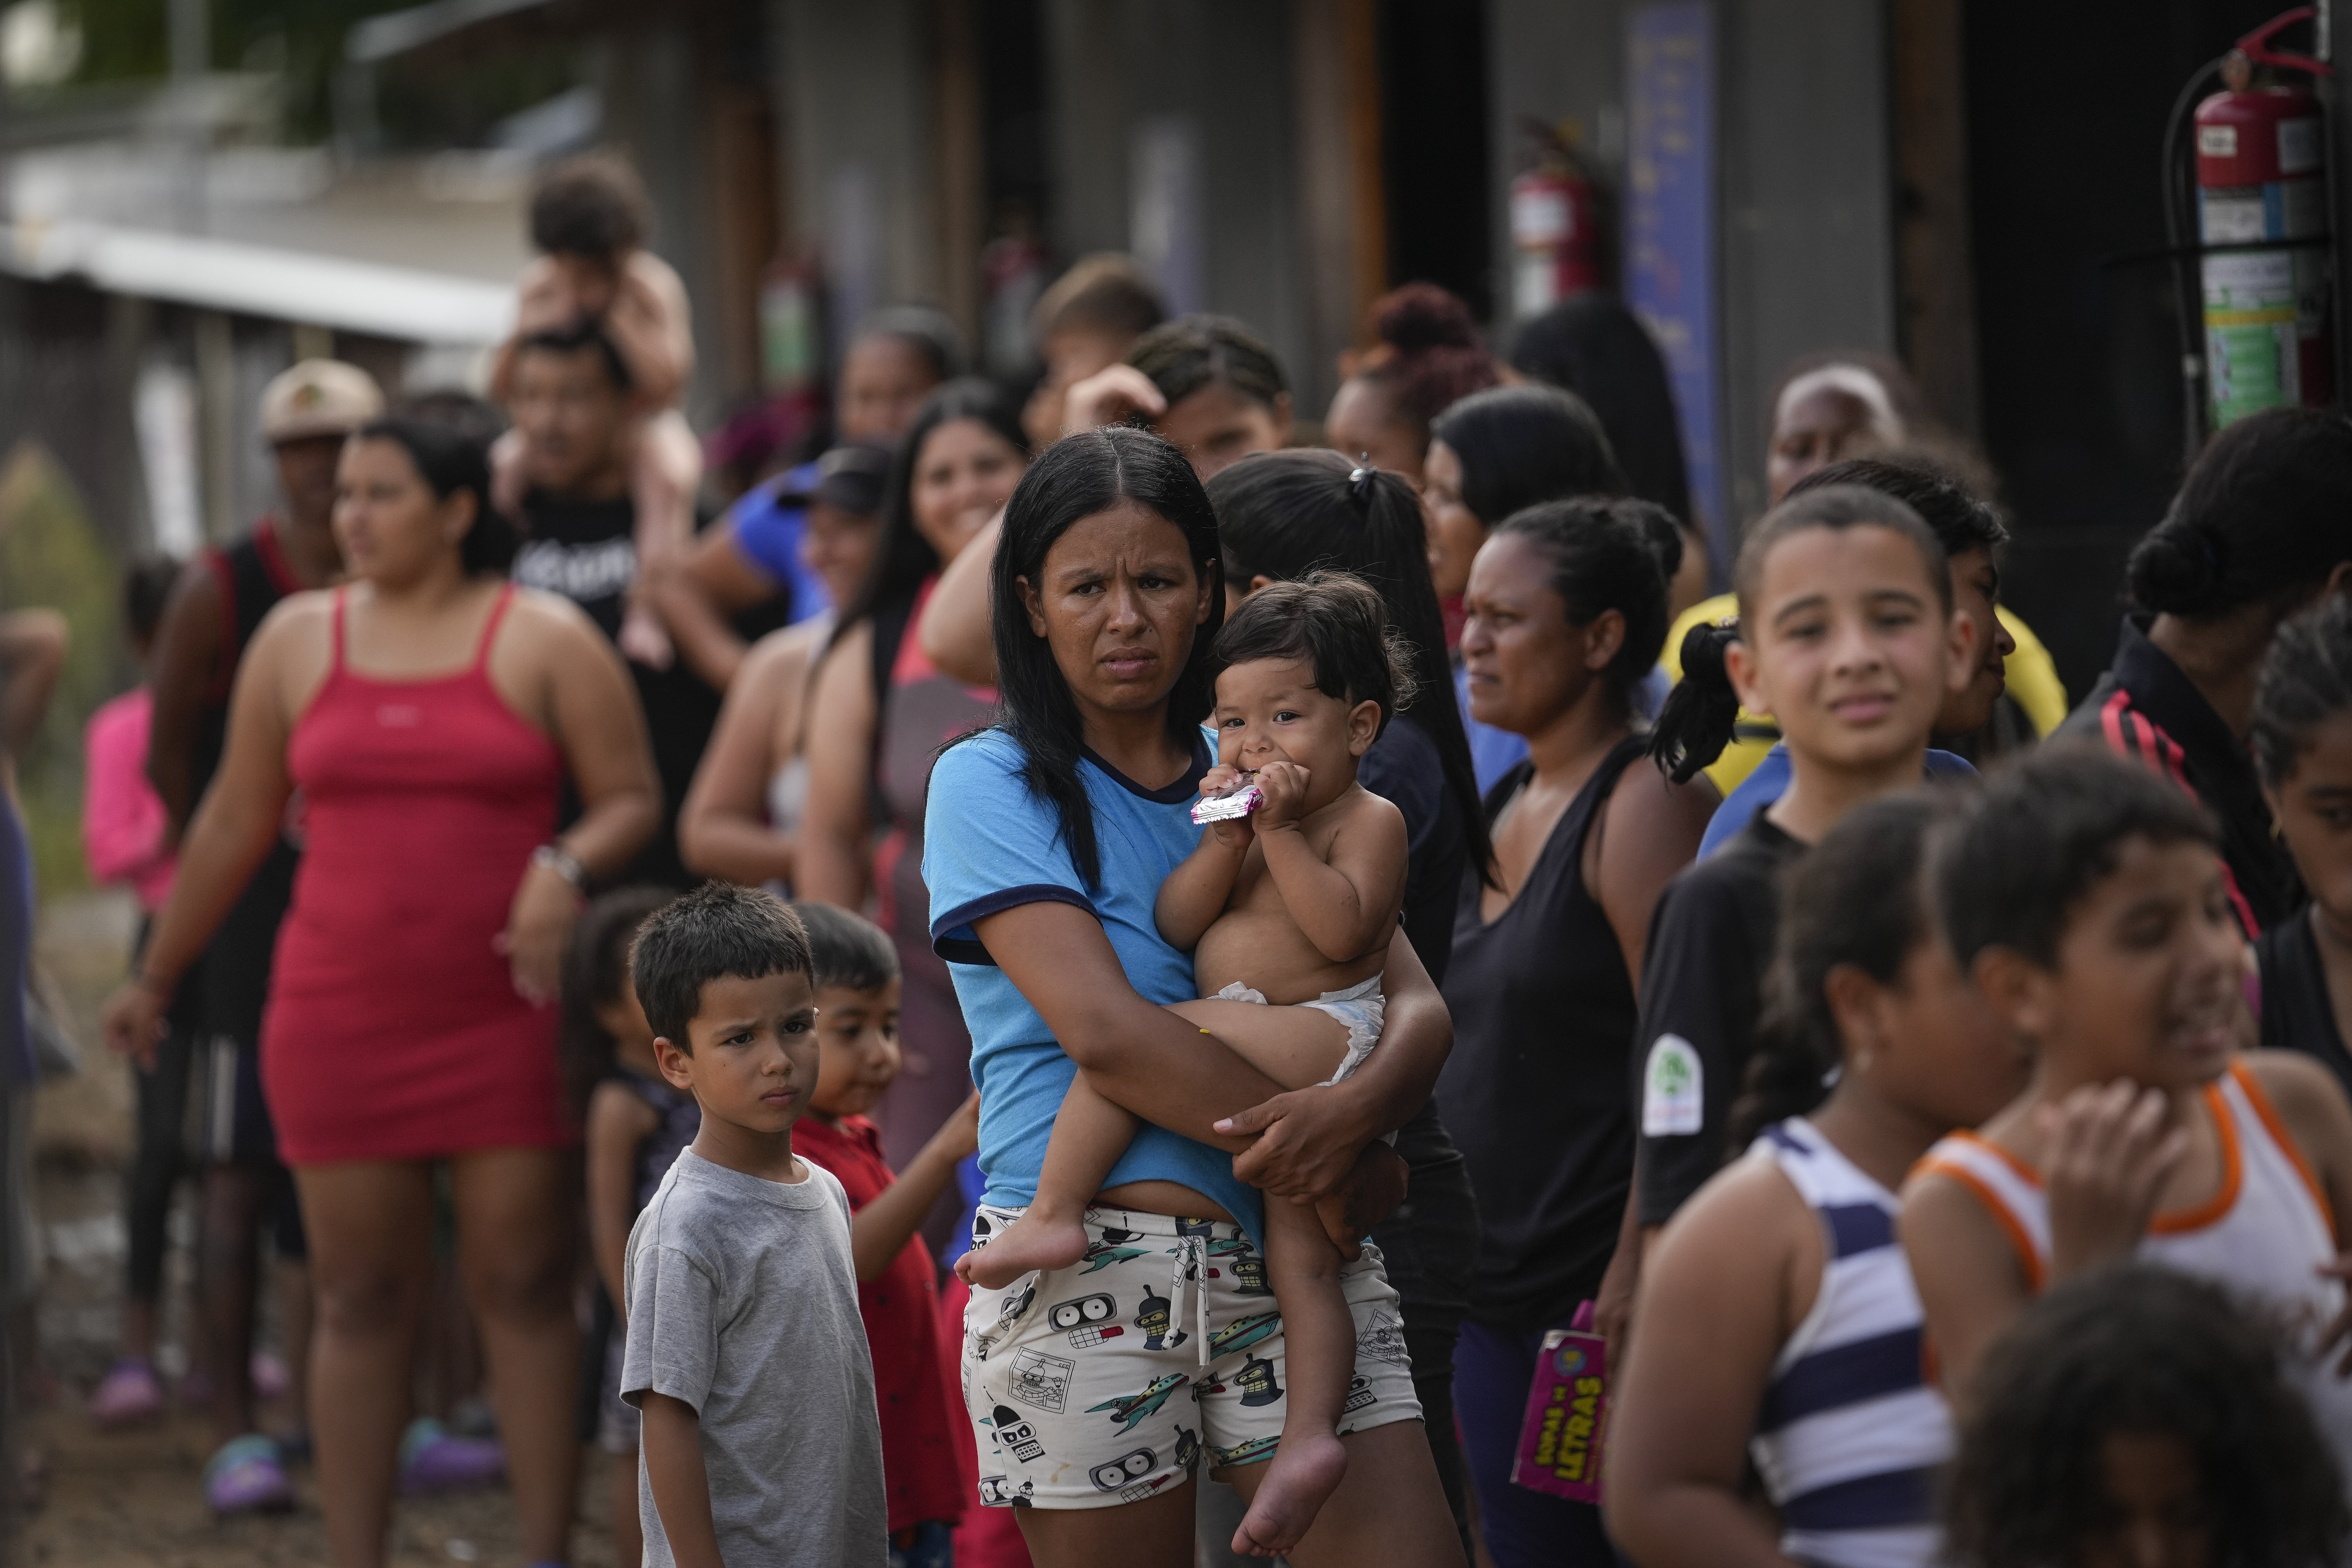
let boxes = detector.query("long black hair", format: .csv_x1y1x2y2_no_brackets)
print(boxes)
1208,448,1489,880
834,377,1029,641
1509,296,1691,524
1428,383,1625,526
1492,496,1685,719
981,426,1225,889
1946,1263,2348,1568
1727,793,1948,1150
2128,406,2352,621
1649,484,1948,783
2253,594,2352,788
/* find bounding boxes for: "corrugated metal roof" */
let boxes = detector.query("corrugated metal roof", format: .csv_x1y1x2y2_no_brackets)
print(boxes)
0,218,513,344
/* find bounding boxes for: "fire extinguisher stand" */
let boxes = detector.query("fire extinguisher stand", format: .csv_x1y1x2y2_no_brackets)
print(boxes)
2164,8,2336,459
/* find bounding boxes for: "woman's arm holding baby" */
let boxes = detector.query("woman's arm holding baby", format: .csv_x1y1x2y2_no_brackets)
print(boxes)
1223,926,1448,1204
1253,762,1408,963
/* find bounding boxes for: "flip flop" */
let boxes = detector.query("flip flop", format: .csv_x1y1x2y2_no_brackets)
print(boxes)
87,1357,164,1427
203,1434,295,1515
398,1418,505,1495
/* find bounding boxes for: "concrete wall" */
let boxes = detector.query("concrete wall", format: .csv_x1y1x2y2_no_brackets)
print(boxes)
1043,0,1315,409
1487,0,1897,525
771,0,948,369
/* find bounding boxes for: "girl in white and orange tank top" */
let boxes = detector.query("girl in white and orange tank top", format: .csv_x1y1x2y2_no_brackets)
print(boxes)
1902,747,2352,1483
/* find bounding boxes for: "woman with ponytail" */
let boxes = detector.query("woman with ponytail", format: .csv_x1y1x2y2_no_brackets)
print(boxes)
2057,406,2352,937
1607,794,2024,1568
1436,495,1714,1566
1610,485,1974,1337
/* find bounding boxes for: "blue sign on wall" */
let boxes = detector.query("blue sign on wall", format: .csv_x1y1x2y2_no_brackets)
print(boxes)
1626,2,1725,578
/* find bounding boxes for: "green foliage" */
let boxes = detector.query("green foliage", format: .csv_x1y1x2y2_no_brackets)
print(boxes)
58,0,585,144
0,442,135,904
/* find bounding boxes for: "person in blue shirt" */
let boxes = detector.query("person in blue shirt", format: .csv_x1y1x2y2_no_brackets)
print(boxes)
1694,457,2019,857
923,426,1464,1565
645,308,961,690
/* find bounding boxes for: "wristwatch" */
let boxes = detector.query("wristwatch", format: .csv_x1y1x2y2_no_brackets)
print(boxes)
531,842,589,893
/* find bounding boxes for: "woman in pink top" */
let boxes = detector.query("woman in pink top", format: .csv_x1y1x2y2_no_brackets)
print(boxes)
81,556,193,1428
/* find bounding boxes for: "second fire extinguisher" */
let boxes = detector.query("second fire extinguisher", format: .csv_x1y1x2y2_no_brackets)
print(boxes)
1511,118,1602,319
2178,9,2335,433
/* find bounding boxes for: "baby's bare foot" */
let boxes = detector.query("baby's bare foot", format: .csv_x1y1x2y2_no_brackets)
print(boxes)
1233,1429,1347,1557
618,606,675,670
956,1211,1088,1290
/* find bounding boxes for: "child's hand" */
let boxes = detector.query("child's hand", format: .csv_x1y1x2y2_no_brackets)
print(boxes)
939,1089,981,1163
1253,760,1312,831
1200,763,1245,797
1198,765,1257,851
2040,1081,2189,1280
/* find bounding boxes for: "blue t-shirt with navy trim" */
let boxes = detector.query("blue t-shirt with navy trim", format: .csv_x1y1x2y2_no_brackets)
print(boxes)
923,726,1265,1242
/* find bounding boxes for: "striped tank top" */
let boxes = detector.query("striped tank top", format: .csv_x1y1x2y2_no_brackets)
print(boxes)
1748,1118,1949,1568
1917,1061,2352,1476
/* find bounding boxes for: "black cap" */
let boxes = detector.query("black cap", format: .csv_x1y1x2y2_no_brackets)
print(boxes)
782,442,892,518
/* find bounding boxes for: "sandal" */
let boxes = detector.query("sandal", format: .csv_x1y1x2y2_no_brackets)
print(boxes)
202,1434,296,1515
398,1418,505,1495
87,1357,164,1427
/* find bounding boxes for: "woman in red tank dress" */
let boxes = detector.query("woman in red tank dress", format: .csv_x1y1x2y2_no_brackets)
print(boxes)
106,401,660,1568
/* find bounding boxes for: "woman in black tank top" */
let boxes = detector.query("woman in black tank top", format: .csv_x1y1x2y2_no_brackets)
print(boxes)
1437,499,1715,1568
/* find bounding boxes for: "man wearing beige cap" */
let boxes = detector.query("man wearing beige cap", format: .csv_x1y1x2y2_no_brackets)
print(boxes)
135,357,377,1514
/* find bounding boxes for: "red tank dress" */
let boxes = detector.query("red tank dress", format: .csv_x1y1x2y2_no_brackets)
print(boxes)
262,586,573,1165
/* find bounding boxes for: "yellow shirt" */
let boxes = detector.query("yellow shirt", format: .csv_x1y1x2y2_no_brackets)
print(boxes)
1660,594,2068,794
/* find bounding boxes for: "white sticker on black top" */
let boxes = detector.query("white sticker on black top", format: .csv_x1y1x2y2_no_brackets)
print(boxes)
1642,1034,1704,1136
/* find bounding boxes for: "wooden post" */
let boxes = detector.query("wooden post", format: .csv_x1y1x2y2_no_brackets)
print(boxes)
1890,0,1981,438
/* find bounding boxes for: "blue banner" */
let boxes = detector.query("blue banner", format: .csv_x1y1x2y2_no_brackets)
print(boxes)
1626,2,1725,578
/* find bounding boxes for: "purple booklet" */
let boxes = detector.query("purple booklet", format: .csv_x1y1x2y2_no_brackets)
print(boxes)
1510,1299,1608,1502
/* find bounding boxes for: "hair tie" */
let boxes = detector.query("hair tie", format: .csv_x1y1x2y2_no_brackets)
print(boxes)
1347,455,1377,511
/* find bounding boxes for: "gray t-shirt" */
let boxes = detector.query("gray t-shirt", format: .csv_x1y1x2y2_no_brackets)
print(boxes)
622,1147,886,1568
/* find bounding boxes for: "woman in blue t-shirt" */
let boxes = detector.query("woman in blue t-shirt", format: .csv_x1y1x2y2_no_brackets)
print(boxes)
924,427,1463,1564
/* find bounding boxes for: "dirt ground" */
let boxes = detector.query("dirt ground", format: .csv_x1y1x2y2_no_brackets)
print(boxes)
18,890,625,1568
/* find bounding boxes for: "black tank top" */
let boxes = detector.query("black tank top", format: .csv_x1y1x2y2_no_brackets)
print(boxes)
1437,733,1647,1328
2258,909,2352,1099
193,522,303,1042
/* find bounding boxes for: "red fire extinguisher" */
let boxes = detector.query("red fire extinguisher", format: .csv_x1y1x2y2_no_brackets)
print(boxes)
2189,9,2334,429
1511,118,1601,319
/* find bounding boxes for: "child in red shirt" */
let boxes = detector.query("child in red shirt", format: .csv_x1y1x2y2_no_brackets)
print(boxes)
792,902,977,1566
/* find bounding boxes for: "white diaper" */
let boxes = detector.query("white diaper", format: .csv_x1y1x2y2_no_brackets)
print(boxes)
1209,973,1386,1086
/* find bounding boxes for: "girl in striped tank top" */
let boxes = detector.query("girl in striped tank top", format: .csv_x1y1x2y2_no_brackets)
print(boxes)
1905,747,2352,1483
1610,794,2028,1568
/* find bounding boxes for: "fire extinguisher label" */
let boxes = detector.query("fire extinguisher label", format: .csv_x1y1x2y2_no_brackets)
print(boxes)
2280,118,2322,175
2202,189,2269,243
2205,251,2302,424
2199,124,2239,158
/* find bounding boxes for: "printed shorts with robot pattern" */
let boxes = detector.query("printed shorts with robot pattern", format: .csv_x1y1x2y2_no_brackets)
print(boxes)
960,1204,1420,1511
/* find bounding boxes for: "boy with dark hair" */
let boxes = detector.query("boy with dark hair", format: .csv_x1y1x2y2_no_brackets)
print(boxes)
1903,745,2352,1484
788,902,974,1566
624,883,886,1568
491,152,701,672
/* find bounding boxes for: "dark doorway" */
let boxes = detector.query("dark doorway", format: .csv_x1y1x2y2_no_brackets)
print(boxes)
1962,0,2302,699
1379,0,1493,320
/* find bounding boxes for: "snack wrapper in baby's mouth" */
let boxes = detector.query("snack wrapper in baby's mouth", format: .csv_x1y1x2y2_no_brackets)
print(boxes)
1191,773,1264,825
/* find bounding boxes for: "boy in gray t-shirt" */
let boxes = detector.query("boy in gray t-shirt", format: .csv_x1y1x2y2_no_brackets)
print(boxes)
621,884,886,1568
